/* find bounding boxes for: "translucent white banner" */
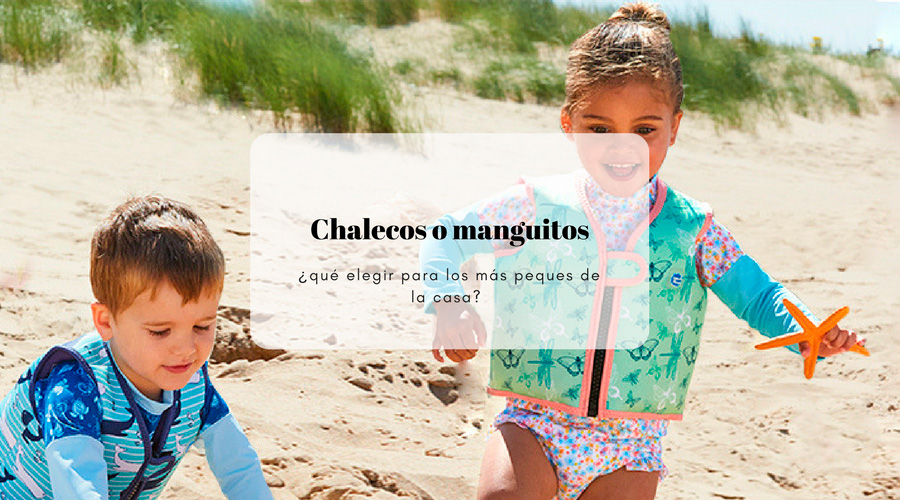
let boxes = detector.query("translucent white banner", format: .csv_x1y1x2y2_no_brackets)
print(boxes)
251,134,657,353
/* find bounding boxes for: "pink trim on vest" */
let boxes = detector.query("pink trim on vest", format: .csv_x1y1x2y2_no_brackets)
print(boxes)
598,409,684,421
695,204,713,246
625,177,667,252
598,179,668,417
604,251,649,287
486,387,584,415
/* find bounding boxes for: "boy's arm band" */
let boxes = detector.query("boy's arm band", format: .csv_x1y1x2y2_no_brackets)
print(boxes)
202,413,275,500
46,435,108,500
419,210,494,314
710,254,823,358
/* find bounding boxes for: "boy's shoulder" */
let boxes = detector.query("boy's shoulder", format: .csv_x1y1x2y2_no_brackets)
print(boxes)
25,332,103,390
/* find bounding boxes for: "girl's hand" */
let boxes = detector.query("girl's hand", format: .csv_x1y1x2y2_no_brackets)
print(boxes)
799,326,865,358
432,301,486,363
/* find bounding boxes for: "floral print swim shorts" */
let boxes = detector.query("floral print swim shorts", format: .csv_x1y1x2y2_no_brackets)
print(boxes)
493,398,669,500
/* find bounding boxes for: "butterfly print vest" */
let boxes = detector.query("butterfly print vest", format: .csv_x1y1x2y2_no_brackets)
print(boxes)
0,332,208,499
488,172,711,419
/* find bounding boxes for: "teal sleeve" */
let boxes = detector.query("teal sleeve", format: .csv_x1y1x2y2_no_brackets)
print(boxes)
710,255,823,357
203,414,274,500
419,209,495,314
46,435,108,500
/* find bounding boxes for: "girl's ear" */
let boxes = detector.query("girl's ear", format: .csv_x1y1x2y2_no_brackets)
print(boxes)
91,302,114,341
560,109,574,140
669,110,683,146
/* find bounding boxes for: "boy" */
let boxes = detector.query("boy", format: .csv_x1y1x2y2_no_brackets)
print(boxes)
0,196,273,499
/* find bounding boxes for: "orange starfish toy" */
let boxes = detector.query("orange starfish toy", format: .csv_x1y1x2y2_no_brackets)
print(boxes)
754,299,870,379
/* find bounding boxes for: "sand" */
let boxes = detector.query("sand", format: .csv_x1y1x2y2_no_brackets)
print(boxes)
1,30,899,500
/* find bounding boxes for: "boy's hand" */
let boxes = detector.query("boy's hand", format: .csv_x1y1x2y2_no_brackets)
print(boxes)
799,326,865,358
432,301,487,363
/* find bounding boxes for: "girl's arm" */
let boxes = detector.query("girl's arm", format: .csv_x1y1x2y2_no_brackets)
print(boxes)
420,184,535,313
36,362,108,500
696,219,821,356
200,385,274,500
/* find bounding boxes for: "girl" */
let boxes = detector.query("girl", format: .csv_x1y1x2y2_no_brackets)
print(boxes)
420,3,864,500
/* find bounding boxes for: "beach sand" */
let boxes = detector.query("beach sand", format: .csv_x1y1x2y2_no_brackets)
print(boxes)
1,35,899,500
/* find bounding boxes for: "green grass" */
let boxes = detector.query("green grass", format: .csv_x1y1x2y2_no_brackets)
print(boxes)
0,0,888,132
442,0,599,54
98,32,131,88
0,0,411,131
173,7,407,132
428,66,463,86
296,0,419,27
886,74,900,98
79,0,191,43
0,0,77,70
833,51,886,70
780,56,861,117
436,0,606,53
670,12,777,127
473,57,564,104
424,2,872,127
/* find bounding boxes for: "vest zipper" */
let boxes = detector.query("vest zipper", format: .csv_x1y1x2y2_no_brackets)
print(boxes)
587,286,615,417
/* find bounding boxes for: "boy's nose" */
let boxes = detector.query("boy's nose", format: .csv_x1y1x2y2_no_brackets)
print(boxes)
170,333,197,358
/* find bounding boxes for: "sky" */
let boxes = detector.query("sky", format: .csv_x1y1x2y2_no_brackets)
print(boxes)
565,0,900,54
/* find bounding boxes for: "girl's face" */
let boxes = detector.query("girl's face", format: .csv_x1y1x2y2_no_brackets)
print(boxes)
561,80,682,193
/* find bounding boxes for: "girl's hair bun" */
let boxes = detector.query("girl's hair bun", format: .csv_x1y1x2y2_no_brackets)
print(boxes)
608,2,671,32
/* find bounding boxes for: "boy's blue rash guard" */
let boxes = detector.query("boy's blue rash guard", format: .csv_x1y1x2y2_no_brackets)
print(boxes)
35,361,273,500
420,211,820,357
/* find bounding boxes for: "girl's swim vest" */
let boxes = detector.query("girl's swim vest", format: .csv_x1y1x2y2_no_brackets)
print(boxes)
0,332,209,500
488,172,712,419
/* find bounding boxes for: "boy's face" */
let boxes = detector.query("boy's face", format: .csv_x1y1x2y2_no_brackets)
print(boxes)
561,80,682,194
91,280,220,401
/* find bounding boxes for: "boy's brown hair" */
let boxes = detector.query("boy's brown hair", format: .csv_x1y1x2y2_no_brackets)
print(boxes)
564,1,683,114
90,196,225,317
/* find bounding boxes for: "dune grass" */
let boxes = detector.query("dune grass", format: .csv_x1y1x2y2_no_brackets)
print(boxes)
0,0,77,70
0,0,889,131
436,0,606,54
97,32,131,88
780,56,861,117
0,0,410,131
420,2,875,127
79,0,191,43
887,74,900,98
292,0,419,27
834,51,887,70
670,14,777,127
474,57,564,105
70,0,410,131
172,7,406,132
